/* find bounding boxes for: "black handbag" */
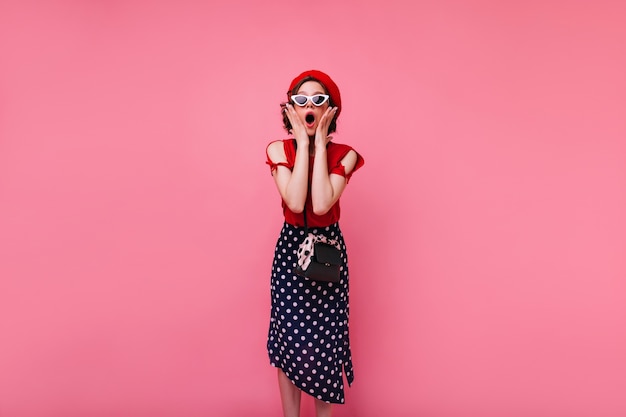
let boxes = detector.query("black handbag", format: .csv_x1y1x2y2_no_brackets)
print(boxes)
294,206,342,283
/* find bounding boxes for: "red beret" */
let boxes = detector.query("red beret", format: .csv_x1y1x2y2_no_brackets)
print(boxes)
288,70,342,117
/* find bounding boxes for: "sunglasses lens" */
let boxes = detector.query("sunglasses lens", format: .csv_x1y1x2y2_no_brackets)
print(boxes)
292,95,308,106
312,95,328,106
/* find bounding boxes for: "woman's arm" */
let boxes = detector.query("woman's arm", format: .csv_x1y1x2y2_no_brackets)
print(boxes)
309,105,357,215
266,103,316,213
310,148,358,215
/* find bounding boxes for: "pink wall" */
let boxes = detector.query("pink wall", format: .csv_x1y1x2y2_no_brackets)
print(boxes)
1,1,625,416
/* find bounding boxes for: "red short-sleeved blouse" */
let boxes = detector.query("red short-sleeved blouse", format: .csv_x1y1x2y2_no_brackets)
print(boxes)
266,139,364,227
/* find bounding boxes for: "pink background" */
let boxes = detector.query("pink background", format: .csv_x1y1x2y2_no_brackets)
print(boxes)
1,1,625,416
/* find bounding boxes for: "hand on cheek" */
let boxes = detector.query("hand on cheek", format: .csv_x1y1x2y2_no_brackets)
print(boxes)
315,107,338,148
284,103,309,147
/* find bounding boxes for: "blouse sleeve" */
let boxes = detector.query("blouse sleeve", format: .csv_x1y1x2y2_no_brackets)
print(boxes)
266,140,294,173
329,145,365,183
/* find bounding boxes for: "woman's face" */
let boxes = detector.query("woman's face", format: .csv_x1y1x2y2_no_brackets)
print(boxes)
292,81,330,137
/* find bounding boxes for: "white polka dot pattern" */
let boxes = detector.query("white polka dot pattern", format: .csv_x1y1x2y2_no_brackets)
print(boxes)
268,222,354,404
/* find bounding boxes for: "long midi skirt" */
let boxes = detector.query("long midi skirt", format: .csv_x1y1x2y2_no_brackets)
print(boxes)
267,222,354,404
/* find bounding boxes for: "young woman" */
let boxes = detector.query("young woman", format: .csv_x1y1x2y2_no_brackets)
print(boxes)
266,70,364,417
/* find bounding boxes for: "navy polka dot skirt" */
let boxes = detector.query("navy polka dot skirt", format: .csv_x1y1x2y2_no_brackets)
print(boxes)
267,222,354,404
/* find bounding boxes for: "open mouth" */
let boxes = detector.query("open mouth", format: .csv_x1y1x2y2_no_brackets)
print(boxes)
305,113,315,126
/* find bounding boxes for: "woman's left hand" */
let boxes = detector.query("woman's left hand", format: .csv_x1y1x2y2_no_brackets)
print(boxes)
314,106,338,149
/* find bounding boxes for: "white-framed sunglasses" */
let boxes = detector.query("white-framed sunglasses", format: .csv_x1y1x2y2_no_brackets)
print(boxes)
290,94,330,107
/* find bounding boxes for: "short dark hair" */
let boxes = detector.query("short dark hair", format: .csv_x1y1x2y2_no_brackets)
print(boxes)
281,76,338,135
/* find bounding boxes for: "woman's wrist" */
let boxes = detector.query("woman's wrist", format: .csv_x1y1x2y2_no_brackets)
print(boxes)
315,138,329,150
295,136,310,148
314,145,327,155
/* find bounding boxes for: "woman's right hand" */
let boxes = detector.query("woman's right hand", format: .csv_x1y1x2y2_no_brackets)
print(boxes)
283,103,309,147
